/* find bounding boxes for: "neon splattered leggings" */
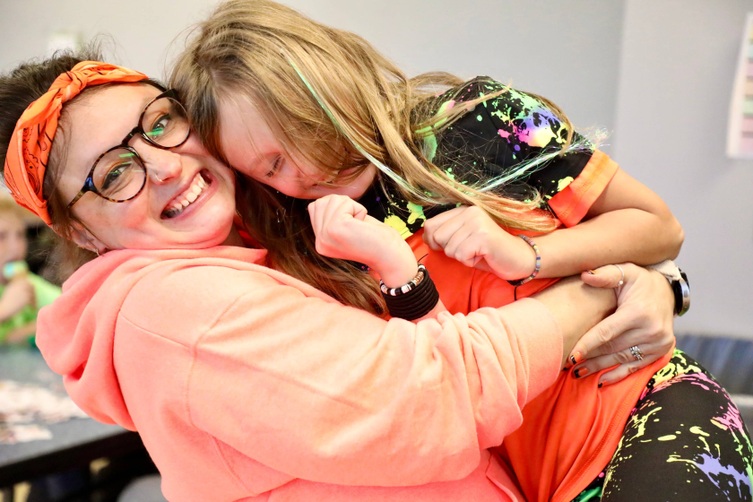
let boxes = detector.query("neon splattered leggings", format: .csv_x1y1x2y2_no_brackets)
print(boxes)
574,350,753,502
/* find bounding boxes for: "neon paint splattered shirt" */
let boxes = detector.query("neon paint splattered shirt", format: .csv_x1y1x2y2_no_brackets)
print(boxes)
359,76,596,238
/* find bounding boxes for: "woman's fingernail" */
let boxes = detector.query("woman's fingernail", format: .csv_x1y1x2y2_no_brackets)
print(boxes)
569,351,583,365
574,367,590,379
586,269,595,275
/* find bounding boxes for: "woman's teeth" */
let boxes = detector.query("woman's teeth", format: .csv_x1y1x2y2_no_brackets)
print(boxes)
163,173,208,218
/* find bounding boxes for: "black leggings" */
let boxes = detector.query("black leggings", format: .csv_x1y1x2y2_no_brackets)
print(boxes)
573,350,753,502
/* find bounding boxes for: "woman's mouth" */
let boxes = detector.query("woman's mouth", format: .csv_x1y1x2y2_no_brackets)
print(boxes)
162,171,210,219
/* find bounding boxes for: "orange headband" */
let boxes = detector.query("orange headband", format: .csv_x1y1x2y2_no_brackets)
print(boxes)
3,61,149,225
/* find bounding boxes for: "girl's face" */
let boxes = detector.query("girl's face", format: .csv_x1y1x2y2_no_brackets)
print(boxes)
0,215,27,267
217,95,377,200
57,83,240,253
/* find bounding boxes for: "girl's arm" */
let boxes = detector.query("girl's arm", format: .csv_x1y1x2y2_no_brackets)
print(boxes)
422,168,684,281
529,168,684,279
422,202,678,380
308,194,447,320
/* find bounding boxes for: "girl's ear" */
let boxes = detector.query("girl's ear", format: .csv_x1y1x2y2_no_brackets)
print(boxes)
68,220,107,255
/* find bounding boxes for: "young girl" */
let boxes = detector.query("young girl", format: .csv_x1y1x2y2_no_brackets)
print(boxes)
168,1,751,500
170,0,683,381
0,52,681,502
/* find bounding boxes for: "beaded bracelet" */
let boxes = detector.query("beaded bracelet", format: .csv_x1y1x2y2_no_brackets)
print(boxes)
380,265,440,320
507,234,541,286
380,264,427,296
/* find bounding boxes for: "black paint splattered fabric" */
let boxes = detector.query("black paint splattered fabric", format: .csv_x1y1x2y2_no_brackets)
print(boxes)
573,350,753,501
359,76,596,237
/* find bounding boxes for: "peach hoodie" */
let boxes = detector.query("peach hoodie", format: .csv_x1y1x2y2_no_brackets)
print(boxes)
36,245,568,501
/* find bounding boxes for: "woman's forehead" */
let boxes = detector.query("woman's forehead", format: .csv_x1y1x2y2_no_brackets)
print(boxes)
63,84,157,150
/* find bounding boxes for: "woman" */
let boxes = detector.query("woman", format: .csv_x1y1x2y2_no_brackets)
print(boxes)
0,53,684,501
168,1,752,500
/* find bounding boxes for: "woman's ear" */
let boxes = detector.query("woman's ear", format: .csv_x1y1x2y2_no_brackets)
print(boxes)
68,220,107,255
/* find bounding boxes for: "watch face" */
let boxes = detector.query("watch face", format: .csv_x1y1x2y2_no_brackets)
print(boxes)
674,271,690,316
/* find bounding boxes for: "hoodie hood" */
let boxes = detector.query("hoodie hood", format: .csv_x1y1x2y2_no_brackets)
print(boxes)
36,246,268,429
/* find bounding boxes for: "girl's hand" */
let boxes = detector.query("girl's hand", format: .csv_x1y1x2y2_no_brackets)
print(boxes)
422,206,537,281
307,195,417,287
568,263,675,385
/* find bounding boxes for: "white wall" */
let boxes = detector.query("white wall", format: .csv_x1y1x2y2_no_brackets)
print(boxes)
0,0,623,139
3,1,750,340
615,0,753,339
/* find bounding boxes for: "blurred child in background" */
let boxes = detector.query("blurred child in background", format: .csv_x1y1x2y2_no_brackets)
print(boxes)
0,197,60,345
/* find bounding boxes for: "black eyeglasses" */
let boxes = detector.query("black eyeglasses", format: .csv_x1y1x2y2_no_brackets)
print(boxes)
66,89,191,209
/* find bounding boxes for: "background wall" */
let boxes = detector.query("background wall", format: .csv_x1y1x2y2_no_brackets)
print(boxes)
614,0,752,338
0,0,750,339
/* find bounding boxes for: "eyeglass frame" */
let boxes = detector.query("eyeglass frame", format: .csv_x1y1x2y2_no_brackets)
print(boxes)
66,88,190,209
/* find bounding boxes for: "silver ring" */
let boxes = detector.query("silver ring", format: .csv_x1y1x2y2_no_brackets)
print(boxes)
629,345,644,361
613,264,625,288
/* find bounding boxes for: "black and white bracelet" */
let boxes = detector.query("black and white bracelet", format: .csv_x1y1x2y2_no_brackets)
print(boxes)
380,264,428,296
380,264,440,320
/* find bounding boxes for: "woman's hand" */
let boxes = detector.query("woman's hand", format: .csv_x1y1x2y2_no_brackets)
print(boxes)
567,263,675,385
307,194,418,287
422,205,537,281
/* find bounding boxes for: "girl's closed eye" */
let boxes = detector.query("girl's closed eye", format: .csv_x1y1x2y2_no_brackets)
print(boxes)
265,156,282,178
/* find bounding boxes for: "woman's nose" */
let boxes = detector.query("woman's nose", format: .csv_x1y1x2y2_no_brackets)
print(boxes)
133,140,183,184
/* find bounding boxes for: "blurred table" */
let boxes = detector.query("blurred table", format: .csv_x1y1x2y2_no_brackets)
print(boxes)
0,346,144,489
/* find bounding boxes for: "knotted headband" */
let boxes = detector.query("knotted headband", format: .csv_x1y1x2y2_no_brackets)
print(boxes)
3,61,148,225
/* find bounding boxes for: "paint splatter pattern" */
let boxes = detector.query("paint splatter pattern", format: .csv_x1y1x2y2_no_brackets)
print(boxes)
574,350,753,501
359,77,593,236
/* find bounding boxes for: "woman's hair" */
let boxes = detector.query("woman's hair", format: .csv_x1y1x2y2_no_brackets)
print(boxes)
0,49,106,280
171,0,572,313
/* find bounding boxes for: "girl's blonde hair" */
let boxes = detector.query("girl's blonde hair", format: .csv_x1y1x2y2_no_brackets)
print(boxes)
171,0,573,313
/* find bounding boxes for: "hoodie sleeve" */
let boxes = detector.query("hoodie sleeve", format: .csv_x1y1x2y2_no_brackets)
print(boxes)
121,262,562,487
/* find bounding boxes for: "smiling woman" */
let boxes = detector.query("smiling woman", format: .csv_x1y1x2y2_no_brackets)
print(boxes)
54,82,240,254
0,59,242,270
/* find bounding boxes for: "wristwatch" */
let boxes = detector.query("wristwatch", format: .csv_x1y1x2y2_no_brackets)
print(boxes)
648,260,691,316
